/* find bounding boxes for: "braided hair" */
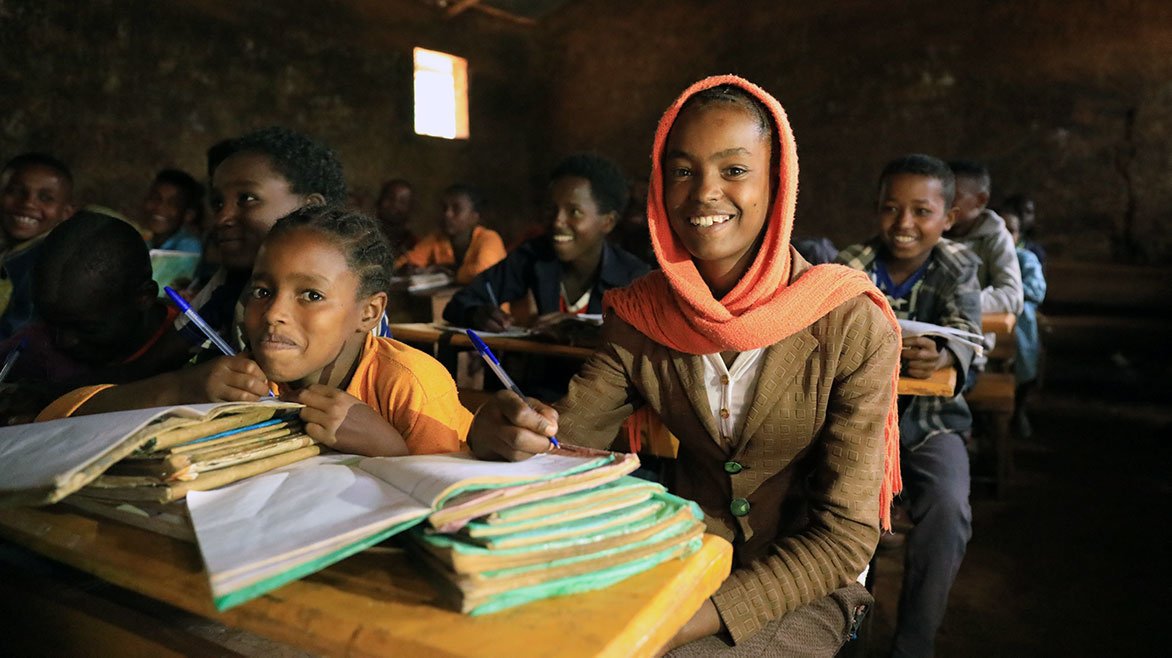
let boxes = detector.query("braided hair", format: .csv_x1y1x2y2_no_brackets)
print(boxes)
267,205,393,298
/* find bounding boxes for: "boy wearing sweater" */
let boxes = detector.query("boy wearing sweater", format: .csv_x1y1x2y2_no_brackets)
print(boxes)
945,160,1023,315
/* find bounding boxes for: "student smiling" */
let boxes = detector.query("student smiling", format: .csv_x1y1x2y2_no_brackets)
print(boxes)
443,154,650,335
39,207,470,458
466,76,903,653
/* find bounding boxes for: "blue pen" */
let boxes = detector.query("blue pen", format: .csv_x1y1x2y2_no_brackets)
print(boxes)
165,286,275,397
165,286,237,356
466,329,560,448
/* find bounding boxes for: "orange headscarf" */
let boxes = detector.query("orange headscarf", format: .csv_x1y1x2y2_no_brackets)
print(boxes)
604,75,903,530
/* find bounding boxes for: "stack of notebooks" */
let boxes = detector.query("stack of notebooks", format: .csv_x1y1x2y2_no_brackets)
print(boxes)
185,446,705,614
405,478,705,615
0,400,316,538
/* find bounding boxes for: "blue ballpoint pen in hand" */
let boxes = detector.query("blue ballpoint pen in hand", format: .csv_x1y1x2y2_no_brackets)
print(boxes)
465,329,560,449
164,286,274,398
164,286,238,357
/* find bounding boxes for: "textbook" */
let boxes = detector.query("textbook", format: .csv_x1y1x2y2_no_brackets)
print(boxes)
149,249,202,293
0,400,304,507
185,447,640,611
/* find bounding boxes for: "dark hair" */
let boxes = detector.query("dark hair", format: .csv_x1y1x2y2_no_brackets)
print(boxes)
3,152,74,188
678,84,772,136
206,138,236,180
214,127,347,205
33,211,151,308
947,159,991,195
153,168,205,221
878,154,957,207
442,182,485,213
267,205,393,298
1001,194,1033,218
550,154,629,216
381,178,413,193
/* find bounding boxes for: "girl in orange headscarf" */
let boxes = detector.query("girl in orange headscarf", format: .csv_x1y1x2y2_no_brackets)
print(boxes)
468,76,901,655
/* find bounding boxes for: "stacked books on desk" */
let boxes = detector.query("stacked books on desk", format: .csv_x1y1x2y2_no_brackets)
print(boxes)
0,400,309,508
405,477,705,614
186,446,704,614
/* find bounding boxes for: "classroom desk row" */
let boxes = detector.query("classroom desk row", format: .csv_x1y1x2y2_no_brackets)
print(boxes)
389,322,959,397
0,505,732,657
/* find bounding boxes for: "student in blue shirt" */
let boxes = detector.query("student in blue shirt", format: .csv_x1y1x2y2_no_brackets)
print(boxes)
142,169,204,254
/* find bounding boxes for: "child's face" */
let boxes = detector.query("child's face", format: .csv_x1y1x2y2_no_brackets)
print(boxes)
1,164,73,243
951,177,986,228
142,182,190,240
244,229,375,387
39,287,152,365
441,192,479,238
210,153,317,271
548,176,615,265
376,182,412,225
878,174,955,269
661,105,772,275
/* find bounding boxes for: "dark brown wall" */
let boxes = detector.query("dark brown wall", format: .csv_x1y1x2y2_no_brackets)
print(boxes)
5,1,1171,263
0,0,543,241
537,0,1172,264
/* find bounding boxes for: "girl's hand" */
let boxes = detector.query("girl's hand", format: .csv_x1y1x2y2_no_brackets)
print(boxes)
283,385,408,457
467,390,559,461
901,336,954,379
180,355,270,402
471,305,514,332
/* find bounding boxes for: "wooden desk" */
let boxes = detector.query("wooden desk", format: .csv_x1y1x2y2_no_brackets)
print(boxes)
897,366,956,397
982,313,1016,336
982,313,1018,362
391,322,596,360
0,506,732,657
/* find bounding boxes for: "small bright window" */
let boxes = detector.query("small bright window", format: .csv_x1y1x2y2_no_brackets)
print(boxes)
414,47,469,140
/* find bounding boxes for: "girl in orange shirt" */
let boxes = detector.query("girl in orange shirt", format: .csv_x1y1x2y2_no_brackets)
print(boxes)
397,183,506,284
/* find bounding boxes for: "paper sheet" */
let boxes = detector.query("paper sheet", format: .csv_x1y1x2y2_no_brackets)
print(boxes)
357,451,605,508
187,455,431,584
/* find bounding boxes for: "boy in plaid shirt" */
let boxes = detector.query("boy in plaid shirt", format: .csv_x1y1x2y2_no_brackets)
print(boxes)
837,154,981,658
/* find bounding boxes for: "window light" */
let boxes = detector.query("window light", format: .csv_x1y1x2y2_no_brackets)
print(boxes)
414,47,469,139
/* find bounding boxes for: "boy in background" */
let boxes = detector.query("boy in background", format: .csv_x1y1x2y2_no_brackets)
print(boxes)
375,178,417,252
142,169,204,253
1000,209,1046,438
837,154,983,658
0,211,177,423
945,160,1023,315
397,183,506,285
0,153,76,339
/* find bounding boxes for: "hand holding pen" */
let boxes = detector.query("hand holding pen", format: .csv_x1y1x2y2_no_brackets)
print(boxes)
164,286,273,399
472,281,513,333
467,329,560,450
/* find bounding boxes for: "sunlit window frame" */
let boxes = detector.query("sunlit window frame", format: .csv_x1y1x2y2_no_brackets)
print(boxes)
413,47,469,140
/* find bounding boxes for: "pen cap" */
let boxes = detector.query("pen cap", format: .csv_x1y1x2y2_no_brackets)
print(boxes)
164,286,193,314
465,330,500,365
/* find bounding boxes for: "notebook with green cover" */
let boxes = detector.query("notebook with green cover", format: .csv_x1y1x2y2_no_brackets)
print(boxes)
185,446,640,610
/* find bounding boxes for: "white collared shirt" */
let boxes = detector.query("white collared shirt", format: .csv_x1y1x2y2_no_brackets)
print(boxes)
701,347,767,447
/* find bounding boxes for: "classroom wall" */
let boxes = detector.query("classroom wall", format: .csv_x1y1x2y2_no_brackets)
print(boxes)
0,0,544,243
536,0,1172,264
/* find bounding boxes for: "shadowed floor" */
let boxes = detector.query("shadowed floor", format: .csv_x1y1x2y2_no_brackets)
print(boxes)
862,390,1168,656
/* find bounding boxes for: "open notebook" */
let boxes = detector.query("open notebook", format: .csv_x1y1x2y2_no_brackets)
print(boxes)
186,447,639,610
